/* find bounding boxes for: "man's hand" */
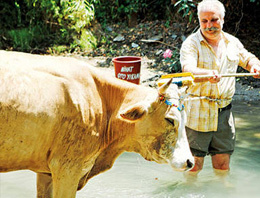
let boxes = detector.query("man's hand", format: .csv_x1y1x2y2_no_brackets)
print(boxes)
209,70,221,83
250,65,260,78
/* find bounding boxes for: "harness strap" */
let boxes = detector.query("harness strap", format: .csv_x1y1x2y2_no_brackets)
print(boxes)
159,94,184,111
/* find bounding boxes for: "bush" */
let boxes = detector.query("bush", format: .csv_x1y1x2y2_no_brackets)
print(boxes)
92,0,173,25
0,0,96,53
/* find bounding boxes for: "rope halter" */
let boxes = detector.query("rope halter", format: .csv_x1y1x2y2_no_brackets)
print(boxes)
159,94,185,111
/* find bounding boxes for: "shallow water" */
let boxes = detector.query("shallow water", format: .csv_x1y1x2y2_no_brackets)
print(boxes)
1,101,260,198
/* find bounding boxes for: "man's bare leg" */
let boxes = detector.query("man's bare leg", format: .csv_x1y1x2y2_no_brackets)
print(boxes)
184,156,204,183
212,154,233,187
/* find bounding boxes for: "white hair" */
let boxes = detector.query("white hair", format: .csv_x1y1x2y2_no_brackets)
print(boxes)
197,0,225,19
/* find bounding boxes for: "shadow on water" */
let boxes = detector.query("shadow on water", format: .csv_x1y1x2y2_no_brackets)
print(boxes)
0,101,260,198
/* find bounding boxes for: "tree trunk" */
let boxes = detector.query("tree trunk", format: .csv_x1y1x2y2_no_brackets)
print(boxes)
128,12,138,27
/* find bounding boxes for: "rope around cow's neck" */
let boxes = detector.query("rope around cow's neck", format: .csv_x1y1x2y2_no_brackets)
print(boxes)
181,93,232,106
159,93,231,110
159,94,185,111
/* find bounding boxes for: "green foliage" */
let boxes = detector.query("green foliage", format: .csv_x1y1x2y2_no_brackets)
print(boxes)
250,0,260,5
92,0,171,25
7,25,47,51
77,29,97,51
2,0,259,54
174,0,197,23
0,0,96,53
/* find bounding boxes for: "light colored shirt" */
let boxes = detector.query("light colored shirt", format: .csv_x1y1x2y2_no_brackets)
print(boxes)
180,30,256,132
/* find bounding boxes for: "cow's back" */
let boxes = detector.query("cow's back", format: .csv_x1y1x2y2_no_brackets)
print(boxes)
0,51,104,172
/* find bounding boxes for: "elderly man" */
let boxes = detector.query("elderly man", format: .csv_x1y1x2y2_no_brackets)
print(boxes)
180,0,260,179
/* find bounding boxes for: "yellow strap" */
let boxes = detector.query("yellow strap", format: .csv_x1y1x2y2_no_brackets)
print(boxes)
161,72,195,79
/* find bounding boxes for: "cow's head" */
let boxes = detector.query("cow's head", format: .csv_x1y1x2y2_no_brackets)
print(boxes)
120,78,194,171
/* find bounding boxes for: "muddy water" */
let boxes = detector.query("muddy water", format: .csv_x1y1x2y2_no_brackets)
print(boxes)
1,101,260,198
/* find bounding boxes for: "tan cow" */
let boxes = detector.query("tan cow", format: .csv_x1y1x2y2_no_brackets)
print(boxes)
0,50,194,198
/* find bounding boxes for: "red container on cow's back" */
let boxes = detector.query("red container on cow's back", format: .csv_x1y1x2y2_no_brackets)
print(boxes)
112,56,141,84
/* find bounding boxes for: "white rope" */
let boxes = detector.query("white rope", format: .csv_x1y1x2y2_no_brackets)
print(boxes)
179,93,232,106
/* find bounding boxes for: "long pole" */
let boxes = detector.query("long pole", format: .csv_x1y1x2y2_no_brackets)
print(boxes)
195,73,257,78
194,73,258,82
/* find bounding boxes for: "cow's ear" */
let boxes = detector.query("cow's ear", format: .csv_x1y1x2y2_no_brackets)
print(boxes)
120,104,147,122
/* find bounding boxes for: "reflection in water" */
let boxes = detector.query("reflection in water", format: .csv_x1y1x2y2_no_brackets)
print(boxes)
1,102,260,198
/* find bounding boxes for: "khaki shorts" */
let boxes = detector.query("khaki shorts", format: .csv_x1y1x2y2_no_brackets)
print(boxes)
186,106,236,157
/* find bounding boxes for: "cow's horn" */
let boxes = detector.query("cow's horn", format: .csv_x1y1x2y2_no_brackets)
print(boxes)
158,77,173,95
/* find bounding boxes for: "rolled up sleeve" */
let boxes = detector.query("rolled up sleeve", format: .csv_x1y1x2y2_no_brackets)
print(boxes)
180,37,198,70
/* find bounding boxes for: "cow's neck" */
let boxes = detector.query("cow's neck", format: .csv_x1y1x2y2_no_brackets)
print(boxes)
93,76,137,145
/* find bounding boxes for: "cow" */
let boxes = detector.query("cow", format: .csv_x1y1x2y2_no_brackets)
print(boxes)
0,50,194,198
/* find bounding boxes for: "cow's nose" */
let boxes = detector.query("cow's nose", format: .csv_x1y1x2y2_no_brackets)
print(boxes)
186,159,194,169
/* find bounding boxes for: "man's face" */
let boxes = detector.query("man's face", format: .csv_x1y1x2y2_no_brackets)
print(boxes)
199,11,224,40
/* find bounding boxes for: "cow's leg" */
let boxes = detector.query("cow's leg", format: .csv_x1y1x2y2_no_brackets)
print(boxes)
51,166,82,198
37,173,53,198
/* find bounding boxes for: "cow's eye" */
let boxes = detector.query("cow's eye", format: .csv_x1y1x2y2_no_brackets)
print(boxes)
165,118,175,126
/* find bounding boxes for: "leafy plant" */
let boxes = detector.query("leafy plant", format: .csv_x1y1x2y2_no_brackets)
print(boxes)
174,0,197,22
250,0,260,5
7,25,47,51
92,0,171,25
1,0,97,52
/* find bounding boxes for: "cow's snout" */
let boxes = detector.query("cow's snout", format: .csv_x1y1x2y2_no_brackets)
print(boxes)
168,150,194,172
168,154,194,172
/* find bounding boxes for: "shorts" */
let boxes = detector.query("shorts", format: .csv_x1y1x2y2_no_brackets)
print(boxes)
186,105,236,157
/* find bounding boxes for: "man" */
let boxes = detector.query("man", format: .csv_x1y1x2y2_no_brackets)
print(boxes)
180,0,260,178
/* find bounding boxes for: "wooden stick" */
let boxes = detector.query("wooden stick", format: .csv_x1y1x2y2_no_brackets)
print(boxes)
161,72,258,80
195,73,257,78
194,73,258,82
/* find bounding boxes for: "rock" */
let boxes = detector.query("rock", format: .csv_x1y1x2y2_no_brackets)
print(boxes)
106,26,113,32
141,34,163,43
171,34,178,40
97,57,112,67
131,43,139,48
156,49,163,55
113,34,125,42
148,34,163,41
181,35,186,42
